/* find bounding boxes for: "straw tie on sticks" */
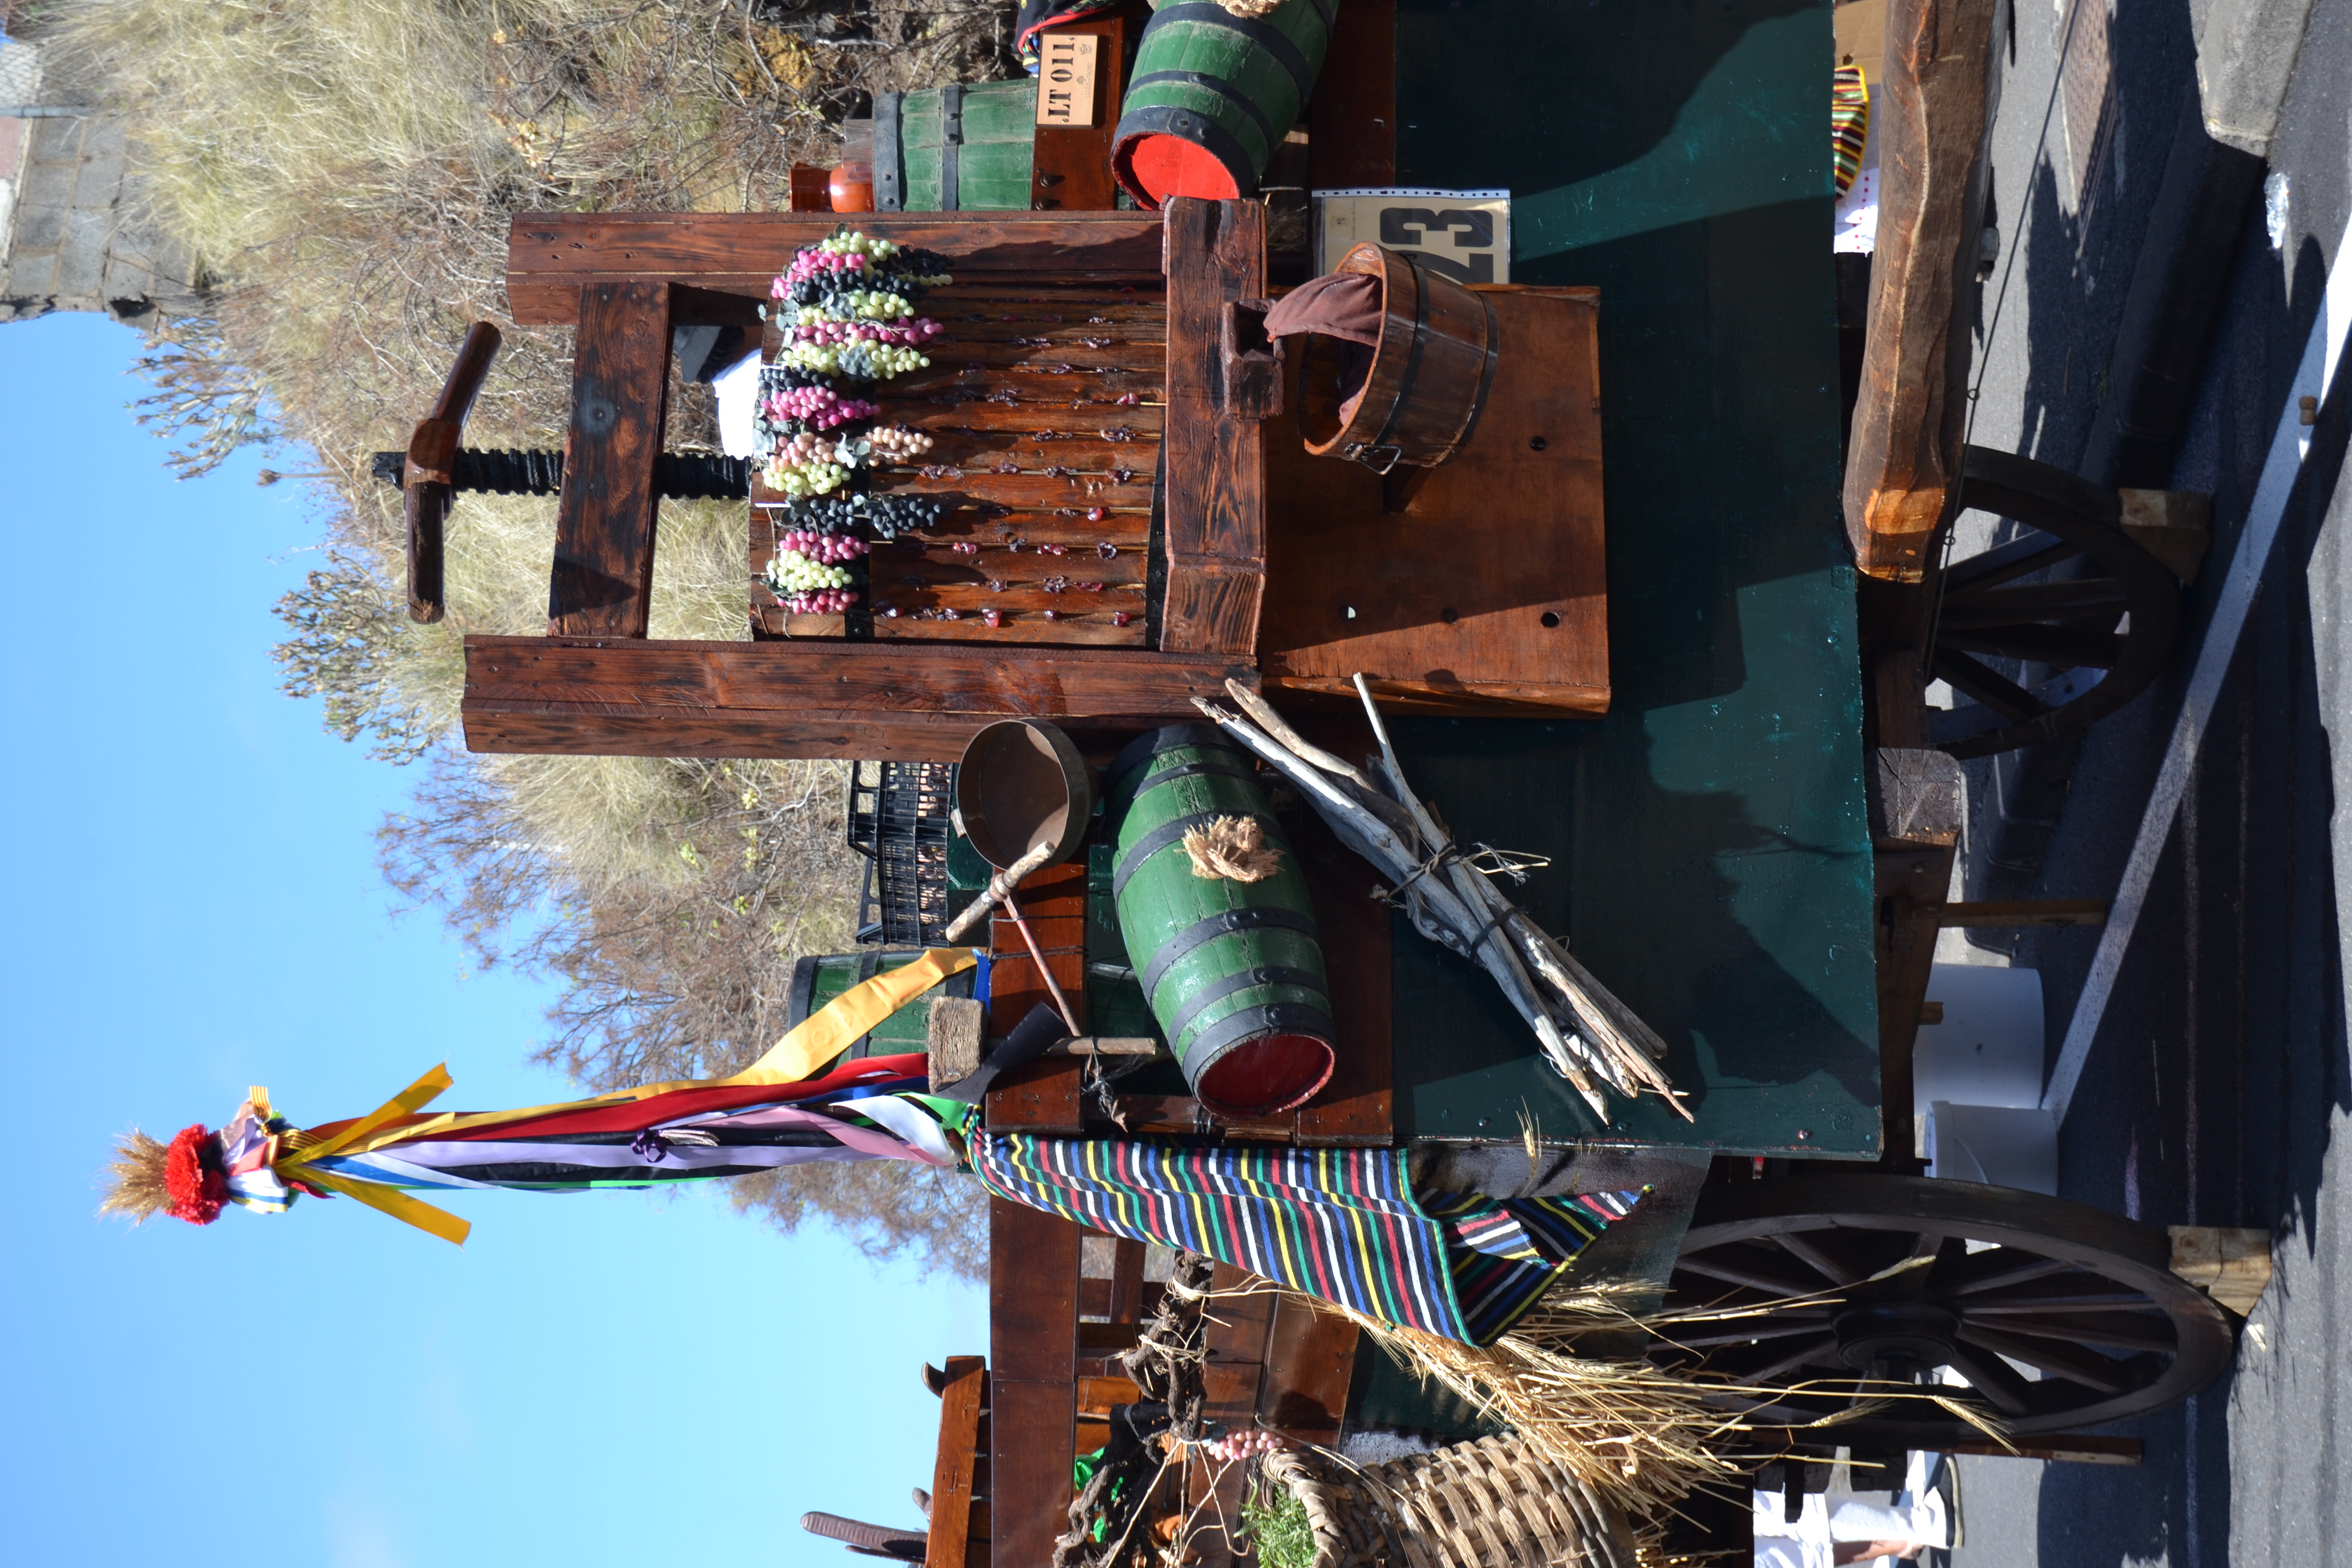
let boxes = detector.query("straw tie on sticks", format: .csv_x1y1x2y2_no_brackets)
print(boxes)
1192,676,1688,1123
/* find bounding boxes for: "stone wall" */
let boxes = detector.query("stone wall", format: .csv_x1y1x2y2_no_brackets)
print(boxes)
0,35,204,325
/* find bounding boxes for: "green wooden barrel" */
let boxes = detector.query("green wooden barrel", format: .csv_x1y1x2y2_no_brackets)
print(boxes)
875,80,1036,212
787,949,979,1063
1112,0,1336,208
1108,724,1335,1116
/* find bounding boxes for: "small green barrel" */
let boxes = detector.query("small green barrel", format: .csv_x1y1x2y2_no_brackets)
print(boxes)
1108,724,1335,1116
787,949,979,1064
1112,0,1336,208
875,80,1037,212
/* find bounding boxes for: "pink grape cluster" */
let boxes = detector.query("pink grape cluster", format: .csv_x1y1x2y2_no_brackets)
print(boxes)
782,587,858,614
1201,1430,1286,1463
777,529,867,564
788,316,943,346
764,385,879,430
863,424,934,461
775,248,870,293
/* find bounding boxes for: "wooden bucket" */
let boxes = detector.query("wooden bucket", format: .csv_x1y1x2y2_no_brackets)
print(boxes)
1300,242,1501,472
1111,0,1336,207
1107,725,1335,1116
876,81,1036,211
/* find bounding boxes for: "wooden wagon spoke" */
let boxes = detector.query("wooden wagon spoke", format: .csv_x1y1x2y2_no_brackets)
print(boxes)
1938,623,2123,670
1936,1341,2038,1417
1769,1230,1869,1287
1943,1249,2080,1296
1931,650,2050,721
1673,1319,1846,1350
1733,1334,1845,1387
1937,578,2132,626
1672,1248,1824,1300
1958,1289,2161,1314
1941,532,2072,592
1964,1311,2176,1354
1953,1325,2133,1394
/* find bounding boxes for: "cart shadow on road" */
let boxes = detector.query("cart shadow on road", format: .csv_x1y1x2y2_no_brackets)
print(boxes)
1961,230,2352,1568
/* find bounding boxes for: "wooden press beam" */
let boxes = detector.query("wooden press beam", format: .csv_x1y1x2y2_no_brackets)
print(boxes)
1843,0,2000,581
1869,738,1963,1168
550,281,670,638
506,212,1165,326
988,1198,1080,1568
460,637,1258,760
1028,6,1130,212
924,1356,989,1568
1159,197,1268,656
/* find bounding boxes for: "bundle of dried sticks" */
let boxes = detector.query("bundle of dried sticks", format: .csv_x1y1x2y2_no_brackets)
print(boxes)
1194,676,1688,1122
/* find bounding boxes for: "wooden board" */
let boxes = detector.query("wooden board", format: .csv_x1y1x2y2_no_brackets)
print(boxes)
926,1356,989,1568
986,859,1088,1135
1030,10,1128,212
507,212,1166,326
1843,0,2001,580
1308,0,1396,189
460,636,1258,760
1290,794,1394,1144
1159,198,1268,656
1181,1262,1281,1568
989,1197,1081,1568
549,282,670,638
1259,1292,1360,1447
1258,287,1609,715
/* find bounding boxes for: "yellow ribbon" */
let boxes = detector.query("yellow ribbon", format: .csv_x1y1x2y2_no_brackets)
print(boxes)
265,947,978,1245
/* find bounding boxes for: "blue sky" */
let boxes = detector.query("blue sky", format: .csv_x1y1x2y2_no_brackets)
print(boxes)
0,311,980,1565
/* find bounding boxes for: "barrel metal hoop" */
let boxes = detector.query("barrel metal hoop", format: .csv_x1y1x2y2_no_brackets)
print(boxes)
874,92,903,211
1438,292,1505,462
940,83,963,210
1107,724,1236,786
1113,810,1292,899
1186,1003,1338,1068
1164,966,1328,1050
1114,104,1259,200
1124,68,1282,159
1367,253,1434,456
1139,905,1320,1000
1123,758,1263,795
1140,3,1318,104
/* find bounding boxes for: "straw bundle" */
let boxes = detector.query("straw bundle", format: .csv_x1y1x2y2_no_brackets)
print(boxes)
1316,1286,1746,1524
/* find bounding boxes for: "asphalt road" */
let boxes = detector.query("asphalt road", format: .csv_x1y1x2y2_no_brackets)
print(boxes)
1929,0,2352,1562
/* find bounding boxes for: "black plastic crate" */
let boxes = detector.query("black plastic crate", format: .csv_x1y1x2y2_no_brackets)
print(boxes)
846,760,959,946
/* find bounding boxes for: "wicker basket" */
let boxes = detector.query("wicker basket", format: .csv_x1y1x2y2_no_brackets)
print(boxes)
1261,1436,1637,1568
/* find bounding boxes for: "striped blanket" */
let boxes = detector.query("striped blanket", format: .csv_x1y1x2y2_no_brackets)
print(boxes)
970,1135,1641,1345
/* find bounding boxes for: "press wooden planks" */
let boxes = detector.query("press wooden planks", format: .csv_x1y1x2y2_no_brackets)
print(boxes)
1159,198,1269,657
1258,286,1609,715
506,212,1166,325
985,860,1088,1135
461,636,1259,760
549,282,671,638
988,1198,1081,1568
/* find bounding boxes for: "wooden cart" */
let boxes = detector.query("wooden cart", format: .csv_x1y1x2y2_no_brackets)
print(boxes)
394,0,2251,1559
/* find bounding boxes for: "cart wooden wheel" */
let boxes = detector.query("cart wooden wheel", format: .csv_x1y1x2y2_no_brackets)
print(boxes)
1650,1175,2235,1449
1926,446,2183,761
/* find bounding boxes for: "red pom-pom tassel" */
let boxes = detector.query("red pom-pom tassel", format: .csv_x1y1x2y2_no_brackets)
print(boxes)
163,1124,227,1225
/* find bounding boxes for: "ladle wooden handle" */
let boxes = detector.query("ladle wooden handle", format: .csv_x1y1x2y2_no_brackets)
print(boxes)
941,840,1056,943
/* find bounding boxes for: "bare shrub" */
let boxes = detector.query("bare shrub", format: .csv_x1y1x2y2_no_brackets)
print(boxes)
47,0,1021,1276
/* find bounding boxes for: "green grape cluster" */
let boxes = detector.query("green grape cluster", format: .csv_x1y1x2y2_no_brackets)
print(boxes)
779,341,933,380
765,548,854,593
